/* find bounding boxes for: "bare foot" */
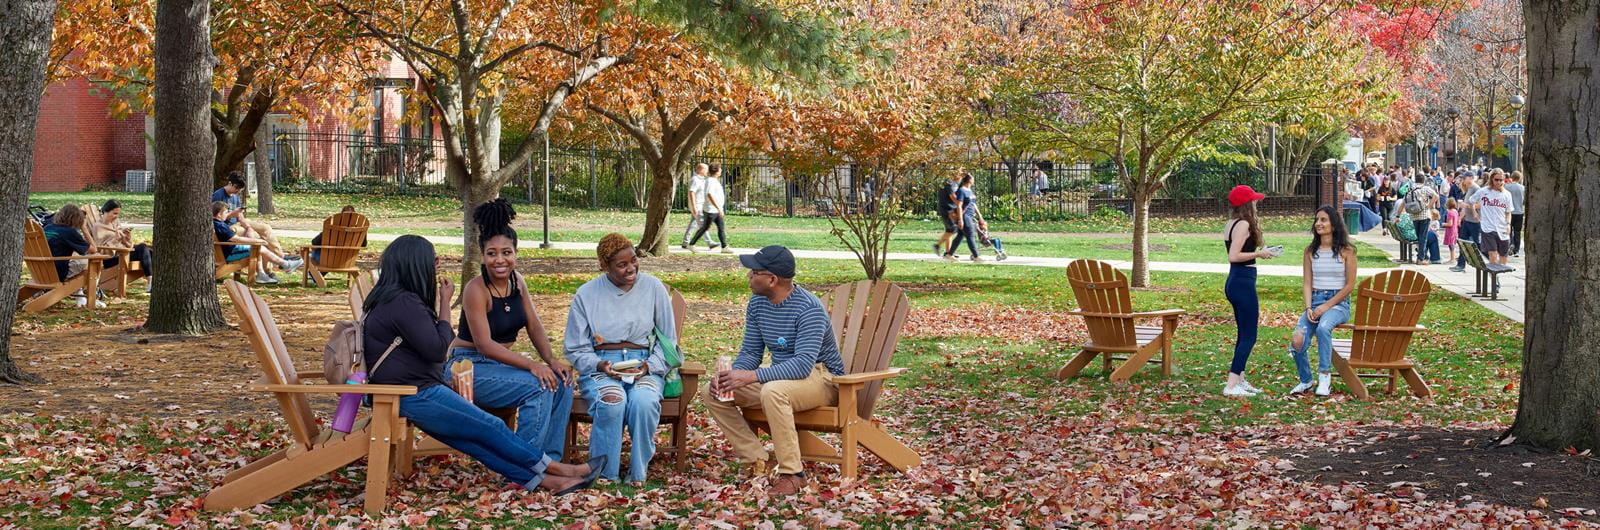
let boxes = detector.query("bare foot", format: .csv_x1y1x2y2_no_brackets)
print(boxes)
547,461,590,477
535,473,585,492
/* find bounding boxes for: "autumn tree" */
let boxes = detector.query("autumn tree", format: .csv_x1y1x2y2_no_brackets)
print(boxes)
143,0,229,334
997,0,1379,287
51,0,383,190
1508,0,1599,452
1425,0,1525,164
0,0,58,384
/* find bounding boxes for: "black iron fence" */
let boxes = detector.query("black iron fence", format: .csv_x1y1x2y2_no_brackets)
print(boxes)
266,132,1323,218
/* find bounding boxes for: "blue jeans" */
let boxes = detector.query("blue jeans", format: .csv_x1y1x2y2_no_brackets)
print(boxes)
443,347,573,463
579,348,664,482
1289,289,1351,384
1225,265,1258,375
399,385,551,488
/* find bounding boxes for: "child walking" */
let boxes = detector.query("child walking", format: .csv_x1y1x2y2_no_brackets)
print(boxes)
1444,198,1461,263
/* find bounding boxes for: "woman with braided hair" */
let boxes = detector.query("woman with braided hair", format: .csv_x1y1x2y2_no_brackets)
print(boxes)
562,233,675,484
445,198,576,464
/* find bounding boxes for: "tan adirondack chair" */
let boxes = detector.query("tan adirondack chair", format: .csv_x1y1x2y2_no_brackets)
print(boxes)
19,219,108,313
205,280,417,515
739,280,920,479
349,270,379,320
1331,269,1433,401
1058,259,1185,382
563,287,705,470
214,241,262,285
81,204,147,297
300,211,370,287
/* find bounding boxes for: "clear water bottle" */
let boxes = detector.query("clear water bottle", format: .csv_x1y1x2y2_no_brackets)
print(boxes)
330,370,366,433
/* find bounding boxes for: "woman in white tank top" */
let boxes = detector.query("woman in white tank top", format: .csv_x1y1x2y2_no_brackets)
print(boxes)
1289,206,1357,397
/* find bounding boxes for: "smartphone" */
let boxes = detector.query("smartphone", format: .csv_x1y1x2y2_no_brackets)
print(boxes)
610,359,643,372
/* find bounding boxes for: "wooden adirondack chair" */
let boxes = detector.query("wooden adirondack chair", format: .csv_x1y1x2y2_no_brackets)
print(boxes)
563,288,705,470
19,219,108,313
300,212,370,287
214,241,262,285
206,280,417,515
81,204,147,297
739,280,920,479
349,270,379,320
1330,269,1433,401
1057,259,1185,382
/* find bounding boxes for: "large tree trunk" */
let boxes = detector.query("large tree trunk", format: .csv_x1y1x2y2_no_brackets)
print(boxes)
636,164,679,257
0,0,58,385
1129,190,1152,288
457,181,498,288
252,120,274,214
1507,0,1600,452
145,0,227,334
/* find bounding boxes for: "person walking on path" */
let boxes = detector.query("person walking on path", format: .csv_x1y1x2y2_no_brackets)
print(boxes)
943,173,984,262
687,165,730,254
1404,174,1439,264
932,173,960,256
681,164,717,250
1450,172,1483,272
1376,175,1398,234
1222,185,1281,398
703,245,846,496
1475,169,1515,266
1288,206,1357,397
1506,171,1526,256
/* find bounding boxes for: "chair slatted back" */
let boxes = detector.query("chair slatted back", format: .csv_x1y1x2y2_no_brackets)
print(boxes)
349,270,379,320
213,242,229,266
669,288,687,338
1460,241,1486,269
318,212,370,270
1348,270,1432,364
820,280,909,420
81,204,107,246
224,280,321,449
1065,260,1136,348
23,220,62,285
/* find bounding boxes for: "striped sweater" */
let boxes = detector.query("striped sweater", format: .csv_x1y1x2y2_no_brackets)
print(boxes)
733,285,846,382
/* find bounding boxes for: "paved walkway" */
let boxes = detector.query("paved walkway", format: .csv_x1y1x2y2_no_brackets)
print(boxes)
1351,229,1524,323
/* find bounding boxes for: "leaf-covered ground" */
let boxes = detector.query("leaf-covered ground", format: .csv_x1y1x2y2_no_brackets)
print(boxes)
2,253,1587,528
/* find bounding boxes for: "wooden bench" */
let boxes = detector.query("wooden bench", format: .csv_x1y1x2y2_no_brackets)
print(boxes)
1459,240,1514,301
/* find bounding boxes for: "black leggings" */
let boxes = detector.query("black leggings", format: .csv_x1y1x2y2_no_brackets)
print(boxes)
946,222,978,258
103,243,154,277
688,212,725,248
1225,265,1258,375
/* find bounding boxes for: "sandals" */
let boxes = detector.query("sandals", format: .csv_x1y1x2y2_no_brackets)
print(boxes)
551,454,608,496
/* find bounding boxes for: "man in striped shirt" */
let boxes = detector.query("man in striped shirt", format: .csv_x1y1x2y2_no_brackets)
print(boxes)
703,245,845,496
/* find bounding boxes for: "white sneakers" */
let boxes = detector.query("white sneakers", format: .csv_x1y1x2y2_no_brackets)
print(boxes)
1289,381,1315,395
281,257,304,274
1316,373,1332,396
255,271,281,284
1223,383,1256,397
72,294,107,309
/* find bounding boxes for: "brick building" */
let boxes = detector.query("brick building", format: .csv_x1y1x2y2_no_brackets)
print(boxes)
29,78,151,192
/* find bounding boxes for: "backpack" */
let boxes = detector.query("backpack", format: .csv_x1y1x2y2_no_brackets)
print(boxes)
1395,218,1417,241
323,316,403,385
654,327,683,398
1403,187,1426,215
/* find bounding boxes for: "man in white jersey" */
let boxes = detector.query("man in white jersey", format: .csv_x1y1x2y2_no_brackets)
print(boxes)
1476,169,1514,265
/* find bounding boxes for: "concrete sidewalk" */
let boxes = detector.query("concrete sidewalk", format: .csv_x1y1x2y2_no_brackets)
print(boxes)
264,228,1392,278
1351,229,1524,323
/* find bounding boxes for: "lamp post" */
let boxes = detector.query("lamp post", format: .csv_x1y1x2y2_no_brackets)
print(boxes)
1444,106,1460,170
1508,94,1525,174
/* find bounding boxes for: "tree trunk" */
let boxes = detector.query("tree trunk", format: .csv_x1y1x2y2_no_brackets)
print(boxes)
1507,0,1600,452
636,163,679,257
145,0,227,334
1129,190,1152,288
457,182,499,288
253,120,274,214
0,0,58,385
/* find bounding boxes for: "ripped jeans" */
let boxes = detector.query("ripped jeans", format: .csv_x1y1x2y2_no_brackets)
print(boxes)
1289,289,1351,384
443,347,573,463
579,348,664,482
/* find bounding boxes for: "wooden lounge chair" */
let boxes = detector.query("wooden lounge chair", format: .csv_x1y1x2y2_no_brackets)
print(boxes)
205,280,417,515
214,241,262,285
19,219,108,313
1459,240,1514,301
300,211,370,287
562,288,705,471
1330,269,1433,401
349,270,379,320
740,280,921,479
81,204,147,297
1057,259,1185,382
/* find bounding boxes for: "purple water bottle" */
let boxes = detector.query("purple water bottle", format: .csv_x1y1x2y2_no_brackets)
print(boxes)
330,370,366,433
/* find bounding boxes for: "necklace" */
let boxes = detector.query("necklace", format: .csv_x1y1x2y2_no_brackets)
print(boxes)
487,278,513,312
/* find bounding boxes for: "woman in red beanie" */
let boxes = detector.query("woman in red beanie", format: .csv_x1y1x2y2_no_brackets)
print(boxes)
1222,185,1281,397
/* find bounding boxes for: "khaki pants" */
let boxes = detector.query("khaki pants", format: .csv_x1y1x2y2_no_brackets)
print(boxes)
702,364,837,475
240,218,281,256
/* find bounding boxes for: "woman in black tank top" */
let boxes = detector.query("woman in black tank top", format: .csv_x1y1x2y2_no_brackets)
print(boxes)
1222,186,1279,398
444,199,576,463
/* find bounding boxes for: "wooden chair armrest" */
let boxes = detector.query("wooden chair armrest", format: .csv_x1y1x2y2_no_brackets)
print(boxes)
299,244,366,251
1336,323,1428,332
99,245,133,253
679,361,706,375
1130,309,1187,319
833,367,906,385
24,254,112,262
249,382,418,396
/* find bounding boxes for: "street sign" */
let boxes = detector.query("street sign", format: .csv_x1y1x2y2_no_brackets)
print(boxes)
1499,123,1524,136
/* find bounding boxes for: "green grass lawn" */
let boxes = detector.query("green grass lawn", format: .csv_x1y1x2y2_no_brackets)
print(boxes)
33,191,1393,267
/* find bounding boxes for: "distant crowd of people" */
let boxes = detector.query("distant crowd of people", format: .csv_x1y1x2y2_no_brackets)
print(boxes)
1341,163,1524,268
